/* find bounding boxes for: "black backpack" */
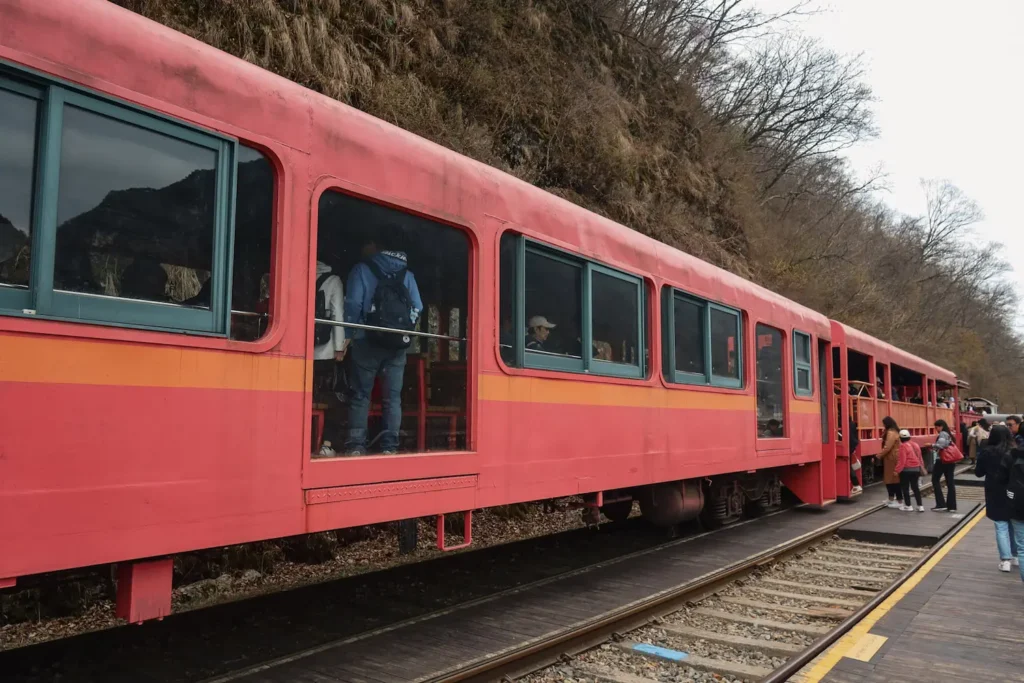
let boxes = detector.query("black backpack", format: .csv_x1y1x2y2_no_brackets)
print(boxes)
313,273,333,347
1006,450,1024,520
365,260,414,350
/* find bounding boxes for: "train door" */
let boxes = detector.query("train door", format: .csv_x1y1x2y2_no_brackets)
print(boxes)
301,187,478,539
819,339,837,500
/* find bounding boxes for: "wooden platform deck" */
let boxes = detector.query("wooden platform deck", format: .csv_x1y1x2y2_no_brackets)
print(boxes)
804,508,1024,683
837,503,980,547
219,491,894,683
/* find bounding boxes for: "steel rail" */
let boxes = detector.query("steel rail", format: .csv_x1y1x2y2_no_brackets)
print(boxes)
429,469,969,683
760,500,985,683
430,503,886,683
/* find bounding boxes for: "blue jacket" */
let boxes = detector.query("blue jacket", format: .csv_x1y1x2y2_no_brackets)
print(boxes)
344,251,423,340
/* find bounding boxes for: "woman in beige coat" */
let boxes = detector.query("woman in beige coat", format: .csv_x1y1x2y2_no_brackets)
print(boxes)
880,416,902,508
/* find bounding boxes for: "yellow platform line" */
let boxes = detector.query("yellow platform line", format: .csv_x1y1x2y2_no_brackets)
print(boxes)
795,506,986,682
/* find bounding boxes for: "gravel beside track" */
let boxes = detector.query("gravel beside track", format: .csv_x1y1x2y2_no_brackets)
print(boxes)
522,537,926,683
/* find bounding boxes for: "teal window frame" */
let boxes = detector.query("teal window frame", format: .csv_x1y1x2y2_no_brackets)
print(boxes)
793,329,813,396
0,63,237,336
505,234,646,379
662,287,743,389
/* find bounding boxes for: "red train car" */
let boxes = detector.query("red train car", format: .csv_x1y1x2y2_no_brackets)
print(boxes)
831,322,960,492
0,0,959,623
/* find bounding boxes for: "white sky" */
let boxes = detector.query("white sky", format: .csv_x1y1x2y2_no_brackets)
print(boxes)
755,0,1024,328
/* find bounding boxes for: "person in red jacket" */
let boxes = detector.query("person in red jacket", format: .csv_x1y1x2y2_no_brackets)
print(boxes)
896,429,926,512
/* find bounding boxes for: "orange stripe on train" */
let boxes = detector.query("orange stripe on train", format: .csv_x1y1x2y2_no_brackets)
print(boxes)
480,374,823,413
0,334,306,392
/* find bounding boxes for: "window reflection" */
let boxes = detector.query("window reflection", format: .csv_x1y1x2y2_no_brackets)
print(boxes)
0,88,38,289
591,271,639,366
54,105,216,306
757,324,785,437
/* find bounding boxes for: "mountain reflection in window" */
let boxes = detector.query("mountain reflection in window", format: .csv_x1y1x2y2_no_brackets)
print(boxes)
0,87,38,290
53,105,216,307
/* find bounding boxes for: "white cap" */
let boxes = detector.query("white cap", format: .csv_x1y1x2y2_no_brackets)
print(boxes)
899,429,911,439
528,315,556,329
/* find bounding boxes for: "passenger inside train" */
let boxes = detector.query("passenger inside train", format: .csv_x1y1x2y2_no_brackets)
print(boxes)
312,190,469,457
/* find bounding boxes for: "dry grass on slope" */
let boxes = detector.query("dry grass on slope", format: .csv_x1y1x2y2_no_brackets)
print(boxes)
113,0,754,275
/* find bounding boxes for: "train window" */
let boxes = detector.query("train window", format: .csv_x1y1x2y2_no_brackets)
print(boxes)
590,267,642,374
498,232,518,365
0,84,38,296
793,330,813,396
710,305,741,385
671,295,705,379
312,189,469,456
525,247,583,370
54,105,217,307
500,233,645,378
756,324,785,437
228,146,274,341
0,67,265,337
662,287,742,389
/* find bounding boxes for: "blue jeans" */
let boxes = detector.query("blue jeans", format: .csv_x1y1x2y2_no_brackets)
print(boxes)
344,341,407,452
994,520,1019,560
1015,520,1024,583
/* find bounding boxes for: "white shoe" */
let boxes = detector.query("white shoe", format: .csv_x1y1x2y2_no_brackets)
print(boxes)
886,501,901,508
1014,558,1020,567
851,486,863,494
1000,560,1012,572
317,441,336,457
900,505,914,511
917,506,925,512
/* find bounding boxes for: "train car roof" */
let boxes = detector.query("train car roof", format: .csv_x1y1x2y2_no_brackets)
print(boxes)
831,321,956,384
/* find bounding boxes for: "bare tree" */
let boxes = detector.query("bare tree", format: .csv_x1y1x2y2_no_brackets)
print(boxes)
707,34,876,190
593,0,813,84
919,179,984,264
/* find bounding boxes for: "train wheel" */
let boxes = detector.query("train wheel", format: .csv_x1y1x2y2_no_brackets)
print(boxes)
701,482,743,529
600,500,634,523
745,476,783,517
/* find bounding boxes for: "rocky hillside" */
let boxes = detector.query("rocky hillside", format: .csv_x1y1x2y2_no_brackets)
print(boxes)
112,0,1023,407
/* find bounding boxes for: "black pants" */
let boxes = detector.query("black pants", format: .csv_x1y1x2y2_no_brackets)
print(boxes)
899,471,922,507
885,483,901,499
932,461,957,510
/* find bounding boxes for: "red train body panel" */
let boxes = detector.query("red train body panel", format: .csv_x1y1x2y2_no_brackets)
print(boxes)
0,0,960,611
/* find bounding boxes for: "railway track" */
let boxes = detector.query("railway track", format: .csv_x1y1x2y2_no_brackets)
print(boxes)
521,537,927,683
2,473,972,683
423,470,974,683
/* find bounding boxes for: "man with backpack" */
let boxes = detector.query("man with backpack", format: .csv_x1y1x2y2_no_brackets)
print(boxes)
312,260,346,457
342,231,423,456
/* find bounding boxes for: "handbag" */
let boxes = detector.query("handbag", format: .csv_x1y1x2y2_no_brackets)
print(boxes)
851,458,861,471
939,442,964,464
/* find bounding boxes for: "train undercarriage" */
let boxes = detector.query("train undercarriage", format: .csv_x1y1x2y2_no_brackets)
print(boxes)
586,470,786,529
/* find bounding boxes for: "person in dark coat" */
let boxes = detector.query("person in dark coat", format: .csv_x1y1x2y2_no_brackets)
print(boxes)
975,424,1018,572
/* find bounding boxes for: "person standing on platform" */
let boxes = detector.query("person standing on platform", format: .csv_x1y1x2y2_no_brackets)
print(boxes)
975,425,1018,572
931,419,960,512
1006,415,1024,448
880,416,901,508
895,429,925,512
